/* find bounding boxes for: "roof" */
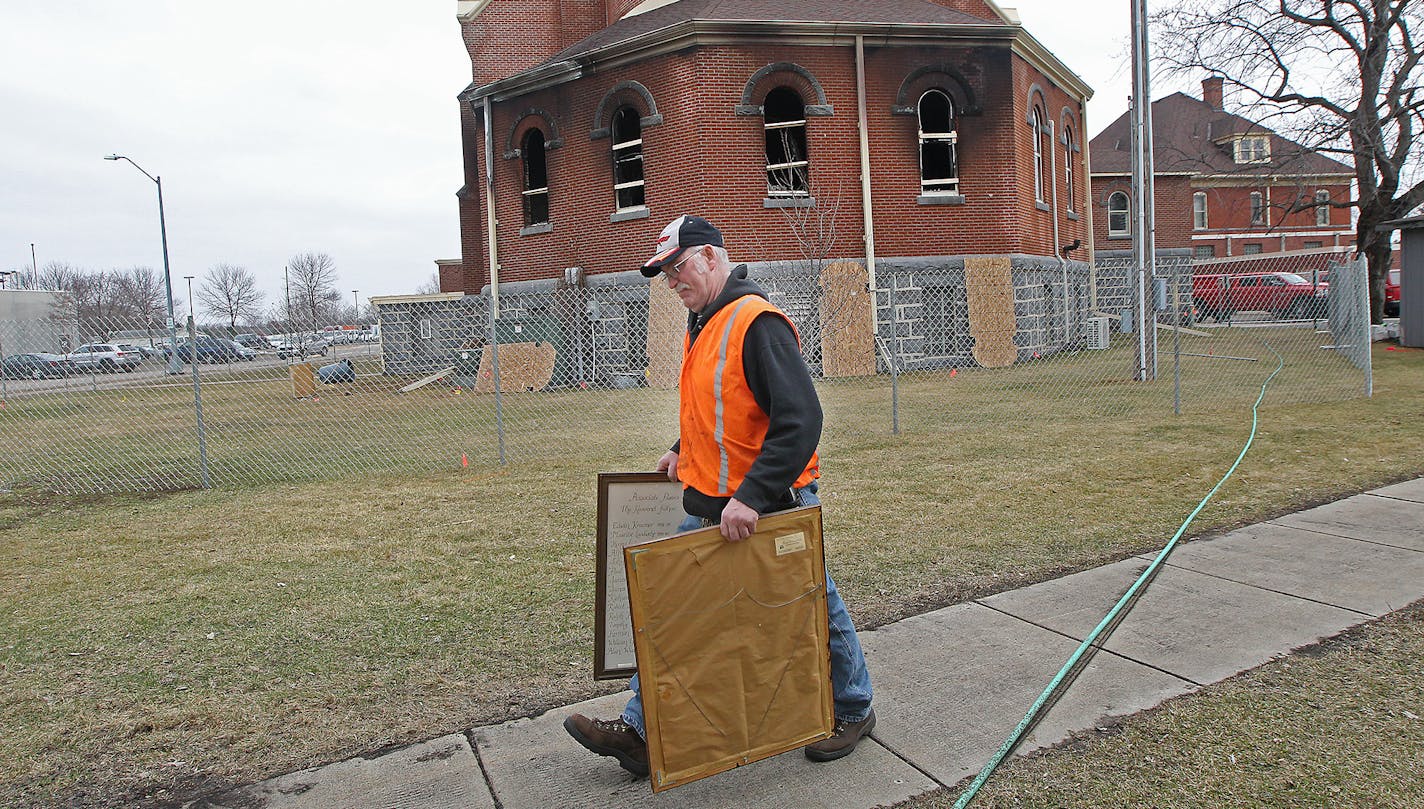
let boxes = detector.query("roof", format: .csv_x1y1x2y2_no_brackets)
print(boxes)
1089,91,1353,178
542,0,1003,66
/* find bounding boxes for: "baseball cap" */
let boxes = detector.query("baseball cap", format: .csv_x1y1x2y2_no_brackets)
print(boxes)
640,215,724,277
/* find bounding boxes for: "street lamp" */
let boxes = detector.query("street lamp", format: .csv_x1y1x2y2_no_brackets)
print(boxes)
105,154,183,374
352,289,359,320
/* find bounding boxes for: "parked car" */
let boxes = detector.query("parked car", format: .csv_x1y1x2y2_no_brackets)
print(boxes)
1192,271,1328,321
276,335,330,359
170,336,244,363
66,343,142,373
1,352,75,379
115,343,160,360
234,333,271,350
229,340,259,361
1385,269,1401,317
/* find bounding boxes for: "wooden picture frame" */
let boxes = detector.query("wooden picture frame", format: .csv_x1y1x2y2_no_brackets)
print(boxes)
625,506,834,792
594,471,687,680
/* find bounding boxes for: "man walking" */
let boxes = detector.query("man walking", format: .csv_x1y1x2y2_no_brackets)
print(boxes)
565,215,875,777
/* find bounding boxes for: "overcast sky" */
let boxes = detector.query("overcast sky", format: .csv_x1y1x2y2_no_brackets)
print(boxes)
0,1,1185,307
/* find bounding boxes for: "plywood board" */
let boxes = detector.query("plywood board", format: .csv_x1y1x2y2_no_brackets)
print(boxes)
472,342,556,393
820,261,875,378
594,472,688,680
625,506,833,792
964,256,1018,368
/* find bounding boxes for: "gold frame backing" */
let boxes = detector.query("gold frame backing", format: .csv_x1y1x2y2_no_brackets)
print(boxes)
624,506,833,792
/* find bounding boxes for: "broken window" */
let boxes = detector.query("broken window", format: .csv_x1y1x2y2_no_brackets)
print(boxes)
1063,124,1075,210
1108,191,1129,235
918,90,958,195
611,106,645,211
764,87,809,197
522,128,549,226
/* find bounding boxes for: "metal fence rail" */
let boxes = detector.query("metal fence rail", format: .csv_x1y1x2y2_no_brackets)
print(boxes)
0,251,1371,495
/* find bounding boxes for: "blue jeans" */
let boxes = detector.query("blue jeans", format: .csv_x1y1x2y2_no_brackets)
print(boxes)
621,482,874,737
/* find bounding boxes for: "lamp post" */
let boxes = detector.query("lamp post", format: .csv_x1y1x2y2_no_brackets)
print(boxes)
352,289,359,320
184,276,196,320
105,154,183,374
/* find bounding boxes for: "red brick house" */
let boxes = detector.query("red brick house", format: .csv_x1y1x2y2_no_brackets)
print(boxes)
378,0,1098,382
1089,77,1354,259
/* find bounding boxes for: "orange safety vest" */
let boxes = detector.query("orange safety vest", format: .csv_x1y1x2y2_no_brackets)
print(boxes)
678,295,819,498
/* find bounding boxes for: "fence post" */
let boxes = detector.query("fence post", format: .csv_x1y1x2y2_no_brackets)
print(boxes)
1360,256,1373,398
887,274,900,435
487,297,506,464
187,316,211,488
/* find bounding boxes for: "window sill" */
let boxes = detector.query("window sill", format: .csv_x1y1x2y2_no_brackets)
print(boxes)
519,222,553,236
609,206,650,223
1066,211,1079,221
917,194,965,206
1107,234,1131,240
764,197,816,209
1035,201,1050,212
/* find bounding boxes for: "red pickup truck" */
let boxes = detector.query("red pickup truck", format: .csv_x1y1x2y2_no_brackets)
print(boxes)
1192,271,1328,321
1385,268,1401,317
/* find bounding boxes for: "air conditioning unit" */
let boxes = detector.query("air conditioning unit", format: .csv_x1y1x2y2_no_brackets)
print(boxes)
1086,316,1111,350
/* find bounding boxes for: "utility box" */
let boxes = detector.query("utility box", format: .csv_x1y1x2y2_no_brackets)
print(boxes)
290,362,316,398
1086,316,1111,350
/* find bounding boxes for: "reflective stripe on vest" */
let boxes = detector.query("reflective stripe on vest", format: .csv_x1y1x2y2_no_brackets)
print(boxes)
678,294,819,498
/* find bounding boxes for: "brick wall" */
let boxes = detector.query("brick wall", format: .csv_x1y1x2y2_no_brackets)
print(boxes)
452,36,1092,291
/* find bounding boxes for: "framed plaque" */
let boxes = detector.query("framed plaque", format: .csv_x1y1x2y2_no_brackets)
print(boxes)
625,506,834,792
594,471,687,680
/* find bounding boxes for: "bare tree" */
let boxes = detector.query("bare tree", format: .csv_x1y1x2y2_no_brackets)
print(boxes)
34,261,81,293
112,266,169,325
1155,0,1424,322
415,273,441,295
197,263,265,332
287,252,340,329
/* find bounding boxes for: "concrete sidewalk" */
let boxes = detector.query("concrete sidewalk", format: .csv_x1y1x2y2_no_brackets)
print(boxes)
195,478,1424,809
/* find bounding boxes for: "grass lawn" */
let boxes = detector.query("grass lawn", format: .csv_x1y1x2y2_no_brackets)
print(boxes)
907,603,1424,809
0,342,1420,807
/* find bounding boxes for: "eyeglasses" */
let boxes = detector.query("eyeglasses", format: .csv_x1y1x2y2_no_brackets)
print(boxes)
665,249,698,279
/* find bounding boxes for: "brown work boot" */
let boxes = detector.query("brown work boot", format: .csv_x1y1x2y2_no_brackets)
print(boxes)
563,714,649,777
804,709,877,762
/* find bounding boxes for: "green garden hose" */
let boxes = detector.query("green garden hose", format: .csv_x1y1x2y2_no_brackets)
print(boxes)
953,342,1285,809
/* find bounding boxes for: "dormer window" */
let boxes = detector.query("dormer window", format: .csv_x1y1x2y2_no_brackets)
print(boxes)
1234,135,1269,164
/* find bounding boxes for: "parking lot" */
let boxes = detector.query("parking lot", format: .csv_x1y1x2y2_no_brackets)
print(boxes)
0,341,382,399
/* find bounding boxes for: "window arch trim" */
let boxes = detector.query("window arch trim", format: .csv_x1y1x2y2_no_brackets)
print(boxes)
504,108,562,160
736,62,833,116
1107,190,1130,236
892,64,980,116
590,80,663,139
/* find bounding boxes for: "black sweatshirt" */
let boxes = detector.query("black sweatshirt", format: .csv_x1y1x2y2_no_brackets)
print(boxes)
671,266,823,520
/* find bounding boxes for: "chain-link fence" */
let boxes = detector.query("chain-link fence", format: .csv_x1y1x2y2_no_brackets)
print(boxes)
0,249,1371,494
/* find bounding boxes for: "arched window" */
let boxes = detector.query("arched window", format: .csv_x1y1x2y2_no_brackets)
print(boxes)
918,90,958,195
1062,125,1075,211
764,87,809,197
1108,191,1130,236
1031,105,1047,202
522,129,549,226
611,106,645,211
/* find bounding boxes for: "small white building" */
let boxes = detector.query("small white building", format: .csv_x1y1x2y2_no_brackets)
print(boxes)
0,289,79,355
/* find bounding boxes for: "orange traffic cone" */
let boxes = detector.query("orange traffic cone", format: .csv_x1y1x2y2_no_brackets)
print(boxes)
461,453,469,468
949,368,958,379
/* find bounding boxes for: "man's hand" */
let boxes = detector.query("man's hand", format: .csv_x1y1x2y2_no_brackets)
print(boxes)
656,450,679,482
720,498,758,542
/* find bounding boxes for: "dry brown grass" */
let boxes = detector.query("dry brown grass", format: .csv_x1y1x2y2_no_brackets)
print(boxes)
0,342,1420,807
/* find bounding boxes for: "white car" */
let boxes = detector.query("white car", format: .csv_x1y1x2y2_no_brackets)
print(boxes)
66,343,142,373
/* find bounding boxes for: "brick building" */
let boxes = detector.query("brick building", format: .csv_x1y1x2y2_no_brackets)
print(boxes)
1089,77,1354,259
378,0,1098,383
